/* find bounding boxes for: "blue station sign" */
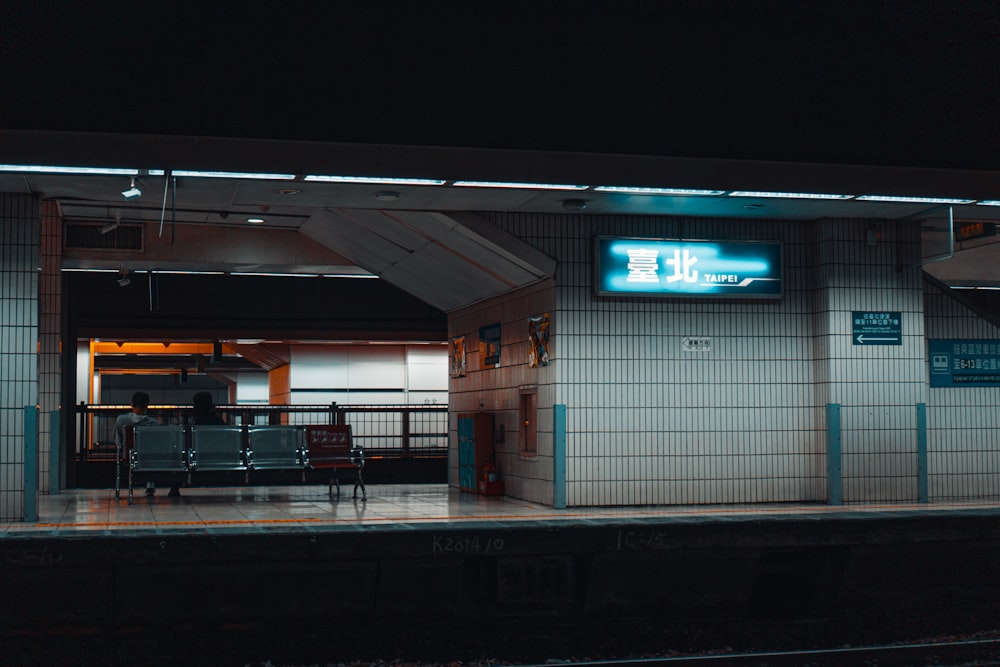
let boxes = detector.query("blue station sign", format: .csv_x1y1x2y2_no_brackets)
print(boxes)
852,311,902,345
594,237,782,298
928,339,1000,387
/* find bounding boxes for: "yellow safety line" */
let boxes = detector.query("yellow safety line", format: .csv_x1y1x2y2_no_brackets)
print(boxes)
29,501,999,530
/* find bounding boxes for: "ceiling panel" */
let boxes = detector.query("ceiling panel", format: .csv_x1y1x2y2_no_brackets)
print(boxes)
300,210,555,311
381,245,517,312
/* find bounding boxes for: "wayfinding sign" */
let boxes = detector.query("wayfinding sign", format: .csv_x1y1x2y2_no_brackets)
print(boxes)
852,311,902,345
929,339,1000,387
594,237,782,298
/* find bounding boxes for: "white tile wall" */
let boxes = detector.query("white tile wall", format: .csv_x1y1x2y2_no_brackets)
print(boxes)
449,213,939,507
924,280,1000,499
1,194,40,521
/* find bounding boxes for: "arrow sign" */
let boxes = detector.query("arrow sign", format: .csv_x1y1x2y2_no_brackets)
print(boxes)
856,334,901,344
852,311,902,346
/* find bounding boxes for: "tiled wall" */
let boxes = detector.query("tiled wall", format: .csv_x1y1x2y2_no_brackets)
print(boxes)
449,279,556,504
450,212,933,507
814,220,927,502
925,281,1000,499
39,201,61,493
0,194,40,521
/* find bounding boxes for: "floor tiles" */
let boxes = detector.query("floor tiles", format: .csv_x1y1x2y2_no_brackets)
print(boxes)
3,484,1000,537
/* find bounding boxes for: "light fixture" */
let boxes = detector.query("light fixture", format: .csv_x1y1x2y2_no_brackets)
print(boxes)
303,175,447,186
120,177,143,201
452,180,589,190
375,191,400,202
171,170,297,180
593,186,726,196
856,194,975,204
562,199,587,211
727,191,855,200
246,217,265,224
0,164,139,175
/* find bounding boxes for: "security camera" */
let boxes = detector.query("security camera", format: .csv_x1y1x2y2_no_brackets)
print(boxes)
117,276,131,287
120,177,144,201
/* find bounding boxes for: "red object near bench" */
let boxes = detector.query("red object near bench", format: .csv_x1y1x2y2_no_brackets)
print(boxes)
303,424,366,499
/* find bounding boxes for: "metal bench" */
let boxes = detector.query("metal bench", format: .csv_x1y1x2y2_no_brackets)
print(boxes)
116,423,365,502
128,425,188,504
246,425,304,472
303,424,366,499
189,425,247,473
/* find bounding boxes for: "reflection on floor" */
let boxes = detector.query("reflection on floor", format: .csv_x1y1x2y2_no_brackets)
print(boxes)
4,484,1000,537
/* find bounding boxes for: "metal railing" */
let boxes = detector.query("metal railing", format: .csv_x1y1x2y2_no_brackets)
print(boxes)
75,402,448,461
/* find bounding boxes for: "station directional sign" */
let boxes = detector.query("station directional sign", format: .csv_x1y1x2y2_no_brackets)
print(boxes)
929,339,1000,387
852,311,902,345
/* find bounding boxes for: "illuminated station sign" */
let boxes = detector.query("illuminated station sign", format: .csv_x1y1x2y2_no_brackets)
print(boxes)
594,237,782,298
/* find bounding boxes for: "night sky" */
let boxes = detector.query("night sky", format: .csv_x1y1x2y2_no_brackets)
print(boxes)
2,0,999,170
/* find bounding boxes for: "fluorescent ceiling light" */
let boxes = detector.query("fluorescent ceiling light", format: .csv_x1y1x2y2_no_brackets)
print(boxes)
728,191,855,200
154,270,227,275
322,273,379,279
856,195,975,204
171,170,297,180
61,268,119,273
452,180,588,190
230,272,321,278
975,200,1000,207
593,186,725,196
0,164,139,176
304,175,447,186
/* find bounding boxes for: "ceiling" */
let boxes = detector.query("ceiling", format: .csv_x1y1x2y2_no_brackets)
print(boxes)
7,129,1000,381
4,130,1000,309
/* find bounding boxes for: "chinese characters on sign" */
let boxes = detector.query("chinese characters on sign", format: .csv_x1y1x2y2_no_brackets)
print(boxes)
852,311,902,345
595,237,782,297
929,339,1000,387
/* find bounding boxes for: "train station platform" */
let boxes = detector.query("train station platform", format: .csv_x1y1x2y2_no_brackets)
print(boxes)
4,485,1000,665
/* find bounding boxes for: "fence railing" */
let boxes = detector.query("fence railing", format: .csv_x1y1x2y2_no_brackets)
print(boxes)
75,403,449,461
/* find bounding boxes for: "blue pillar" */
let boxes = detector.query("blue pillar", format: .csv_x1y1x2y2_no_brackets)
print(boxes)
553,404,566,509
916,402,928,503
826,403,842,506
24,406,38,522
49,410,61,495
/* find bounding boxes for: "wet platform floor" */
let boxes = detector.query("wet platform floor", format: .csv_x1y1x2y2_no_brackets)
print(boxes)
6,483,1000,537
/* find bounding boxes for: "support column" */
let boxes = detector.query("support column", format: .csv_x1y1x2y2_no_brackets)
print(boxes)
0,193,41,521
40,200,62,493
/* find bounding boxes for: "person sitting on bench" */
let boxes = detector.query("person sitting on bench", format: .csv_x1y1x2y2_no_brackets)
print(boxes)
192,391,225,425
114,391,160,496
